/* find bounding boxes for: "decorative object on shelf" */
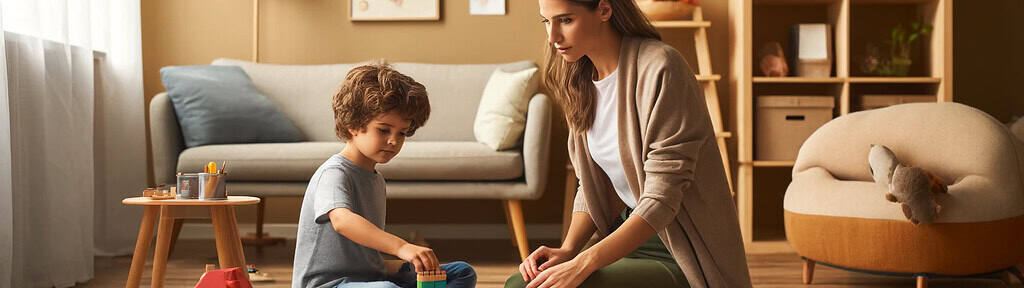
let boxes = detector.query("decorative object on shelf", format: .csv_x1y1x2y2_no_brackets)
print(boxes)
635,0,698,21
470,0,505,15
351,0,440,21
790,23,832,77
859,22,932,76
758,41,789,77
856,43,882,75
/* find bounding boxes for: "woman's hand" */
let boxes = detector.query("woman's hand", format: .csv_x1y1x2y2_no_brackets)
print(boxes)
525,258,593,288
518,246,573,283
395,243,439,272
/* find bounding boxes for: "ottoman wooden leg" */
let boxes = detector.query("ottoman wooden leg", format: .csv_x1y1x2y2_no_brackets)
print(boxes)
802,258,815,284
916,275,927,288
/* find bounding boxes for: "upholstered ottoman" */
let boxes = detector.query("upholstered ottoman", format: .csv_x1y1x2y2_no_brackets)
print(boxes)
784,102,1024,287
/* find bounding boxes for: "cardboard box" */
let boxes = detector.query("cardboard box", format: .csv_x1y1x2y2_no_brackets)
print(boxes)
756,96,835,161
859,95,935,111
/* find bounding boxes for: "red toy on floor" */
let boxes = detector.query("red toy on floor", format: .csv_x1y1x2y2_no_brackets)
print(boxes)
194,265,252,288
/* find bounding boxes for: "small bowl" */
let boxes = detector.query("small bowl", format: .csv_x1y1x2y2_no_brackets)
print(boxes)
636,1,697,21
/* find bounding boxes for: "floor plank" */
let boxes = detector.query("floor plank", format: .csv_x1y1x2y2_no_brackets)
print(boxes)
79,239,1021,287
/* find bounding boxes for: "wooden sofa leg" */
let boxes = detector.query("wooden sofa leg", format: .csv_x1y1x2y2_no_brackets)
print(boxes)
241,197,285,251
502,201,517,248
916,275,927,288
802,258,815,284
503,200,529,261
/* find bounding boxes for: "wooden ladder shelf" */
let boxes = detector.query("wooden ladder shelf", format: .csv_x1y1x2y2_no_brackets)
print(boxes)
653,7,735,196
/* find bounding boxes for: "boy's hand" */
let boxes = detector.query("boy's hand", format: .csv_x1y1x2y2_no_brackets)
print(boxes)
396,243,439,272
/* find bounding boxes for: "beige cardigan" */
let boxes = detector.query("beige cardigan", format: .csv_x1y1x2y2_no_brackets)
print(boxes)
569,36,752,288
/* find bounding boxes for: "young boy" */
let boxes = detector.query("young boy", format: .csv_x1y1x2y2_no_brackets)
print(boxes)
293,63,476,288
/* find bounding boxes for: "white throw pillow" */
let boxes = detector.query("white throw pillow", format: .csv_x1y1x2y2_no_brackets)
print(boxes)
473,66,539,150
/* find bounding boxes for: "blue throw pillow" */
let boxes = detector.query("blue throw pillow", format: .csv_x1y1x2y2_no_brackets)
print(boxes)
160,65,304,147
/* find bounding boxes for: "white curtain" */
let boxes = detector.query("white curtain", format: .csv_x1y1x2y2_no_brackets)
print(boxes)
0,0,146,287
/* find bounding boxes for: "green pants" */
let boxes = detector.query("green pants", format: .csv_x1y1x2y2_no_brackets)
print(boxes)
505,210,688,288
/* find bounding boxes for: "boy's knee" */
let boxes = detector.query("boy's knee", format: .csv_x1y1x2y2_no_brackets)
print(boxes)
444,261,476,280
504,273,527,288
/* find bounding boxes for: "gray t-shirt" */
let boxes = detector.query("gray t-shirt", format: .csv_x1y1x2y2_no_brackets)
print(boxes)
293,154,387,288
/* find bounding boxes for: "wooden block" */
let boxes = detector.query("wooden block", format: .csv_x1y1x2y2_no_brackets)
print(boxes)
417,270,446,288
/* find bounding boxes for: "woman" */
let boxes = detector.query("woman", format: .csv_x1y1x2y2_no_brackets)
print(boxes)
505,0,752,287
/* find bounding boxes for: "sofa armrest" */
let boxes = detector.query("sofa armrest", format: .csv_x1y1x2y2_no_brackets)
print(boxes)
521,93,552,200
149,92,185,185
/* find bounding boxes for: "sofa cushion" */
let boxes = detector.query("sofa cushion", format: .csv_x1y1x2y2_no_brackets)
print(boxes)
211,59,366,142
160,65,304,147
474,66,539,150
177,141,523,182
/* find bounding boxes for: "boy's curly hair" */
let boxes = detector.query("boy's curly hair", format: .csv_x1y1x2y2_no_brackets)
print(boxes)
333,63,430,140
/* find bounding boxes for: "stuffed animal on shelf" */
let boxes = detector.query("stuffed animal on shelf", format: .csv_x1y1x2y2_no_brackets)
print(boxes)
868,144,949,225
758,41,789,77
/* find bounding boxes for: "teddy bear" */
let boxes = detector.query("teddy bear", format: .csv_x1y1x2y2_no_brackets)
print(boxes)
868,144,948,225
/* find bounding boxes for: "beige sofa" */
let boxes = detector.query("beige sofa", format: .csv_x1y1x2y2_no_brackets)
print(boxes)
784,102,1024,287
150,58,551,259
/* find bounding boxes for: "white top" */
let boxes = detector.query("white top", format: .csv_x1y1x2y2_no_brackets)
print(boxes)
586,69,636,209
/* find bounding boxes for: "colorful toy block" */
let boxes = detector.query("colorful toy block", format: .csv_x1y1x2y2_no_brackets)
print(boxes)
416,270,447,288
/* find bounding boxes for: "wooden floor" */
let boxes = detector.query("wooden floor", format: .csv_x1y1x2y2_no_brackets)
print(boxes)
80,239,1021,288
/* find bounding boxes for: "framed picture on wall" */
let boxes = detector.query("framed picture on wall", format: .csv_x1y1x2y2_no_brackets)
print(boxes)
470,0,505,15
351,0,440,21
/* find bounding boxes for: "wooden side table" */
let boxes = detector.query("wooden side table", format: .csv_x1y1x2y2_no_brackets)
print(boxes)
123,196,259,288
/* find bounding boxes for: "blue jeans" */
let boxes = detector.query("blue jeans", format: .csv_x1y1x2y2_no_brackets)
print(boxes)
334,261,476,288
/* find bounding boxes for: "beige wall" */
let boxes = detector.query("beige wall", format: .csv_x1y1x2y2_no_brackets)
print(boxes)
141,1,735,228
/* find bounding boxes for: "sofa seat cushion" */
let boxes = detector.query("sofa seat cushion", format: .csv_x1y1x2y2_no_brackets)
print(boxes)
784,166,1024,223
177,141,523,182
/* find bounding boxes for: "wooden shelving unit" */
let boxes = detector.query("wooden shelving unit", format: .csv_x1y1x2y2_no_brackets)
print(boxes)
753,77,844,83
729,0,952,246
847,77,942,83
752,161,797,167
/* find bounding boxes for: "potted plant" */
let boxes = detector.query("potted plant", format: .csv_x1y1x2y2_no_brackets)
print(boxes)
866,22,932,76
636,0,699,21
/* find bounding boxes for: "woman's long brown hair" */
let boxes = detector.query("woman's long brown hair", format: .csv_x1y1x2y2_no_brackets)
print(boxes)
543,0,660,131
